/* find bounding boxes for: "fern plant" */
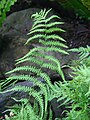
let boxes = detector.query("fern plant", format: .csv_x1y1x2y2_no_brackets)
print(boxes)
0,0,17,27
51,46,90,120
40,46,90,120
0,9,68,119
5,98,53,120
1,8,68,89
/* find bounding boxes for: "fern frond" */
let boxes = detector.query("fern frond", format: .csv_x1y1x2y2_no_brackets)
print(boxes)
32,19,46,28
38,54,65,80
43,8,52,18
1,78,17,90
26,34,66,44
39,40,68,48
29,90,44,119
15,51,65,80
16,56,43,66
46,15,60,22
6,85,44,119
7,75,38,84
30,24,46,31
6,66,42,75
15,48,42,61
29,27,65,35
28,28,46,35
1,85,32,94
33,15,60,28
46,21,64,27
38,72,55,91
6,65,54,90
46,34,66,42
78,46,90,59
41,47,68,54
31,22,64,31
46,27,65,33
36,82,48,112
25,34,45,44
42,62,57,70
69,46,90,60
16,46,68,63
1,9,69,120
31,9,46,20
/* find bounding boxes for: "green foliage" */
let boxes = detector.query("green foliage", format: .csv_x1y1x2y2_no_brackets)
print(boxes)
5,98,53,120
3,8,68,88
49,0,90,19
1,8,90,120
54,65,90,120
40,46,90,120
5,98,51,120
1,9,68,119
58,47,90,120
69,46,90,67
0,0,17,27
81,0,90,10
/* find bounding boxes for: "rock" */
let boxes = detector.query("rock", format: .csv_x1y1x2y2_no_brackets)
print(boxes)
0,8,39,78
51,98,65,119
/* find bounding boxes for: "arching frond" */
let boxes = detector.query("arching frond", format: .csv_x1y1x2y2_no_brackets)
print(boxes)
1,9,69,120
39,40,68,48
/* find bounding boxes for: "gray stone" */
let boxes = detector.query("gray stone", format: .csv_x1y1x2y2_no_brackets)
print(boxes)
0,8,39,77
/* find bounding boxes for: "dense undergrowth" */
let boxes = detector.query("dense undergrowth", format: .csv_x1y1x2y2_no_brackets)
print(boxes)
0,8,90,120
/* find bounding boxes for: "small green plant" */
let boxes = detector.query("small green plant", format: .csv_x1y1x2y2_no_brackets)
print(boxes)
0,0,17,27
